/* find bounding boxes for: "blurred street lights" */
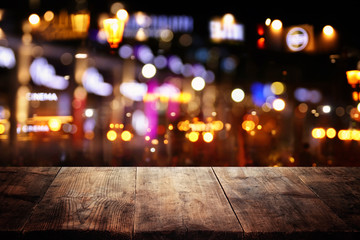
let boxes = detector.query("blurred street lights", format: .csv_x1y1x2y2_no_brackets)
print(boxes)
103,9,129,48
71,12,90,33
346,70,360,101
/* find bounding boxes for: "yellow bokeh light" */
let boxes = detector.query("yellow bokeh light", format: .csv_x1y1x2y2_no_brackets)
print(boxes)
0,124,5,134
323,25,334,37
107,130,117,141
312,128,325,139
203,132,214,143
121,130,132,141
48,118,62,131
29,14,40,25
270,82,285,95
352,130,360,141
326,128,336,139
338,130,351,141
242,120,255,132
188,131,199,142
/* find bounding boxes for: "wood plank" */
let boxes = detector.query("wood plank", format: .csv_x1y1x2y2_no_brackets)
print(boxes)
134,167,243,240
292,167,360,231
0,167,59,239
22,167,136,240
213,167,352,240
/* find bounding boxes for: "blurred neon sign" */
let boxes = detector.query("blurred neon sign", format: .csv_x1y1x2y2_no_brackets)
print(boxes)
26,92,58,101
30,58,69,90
210,15,244,42
286,27,309,52
17,124,50,133
124,14,193,38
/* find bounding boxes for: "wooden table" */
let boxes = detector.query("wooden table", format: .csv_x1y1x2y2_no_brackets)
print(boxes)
0,167,359,239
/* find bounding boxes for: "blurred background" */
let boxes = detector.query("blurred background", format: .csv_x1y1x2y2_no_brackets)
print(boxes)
1,0,360,166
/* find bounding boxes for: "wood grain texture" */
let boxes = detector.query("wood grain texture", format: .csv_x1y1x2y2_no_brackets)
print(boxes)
293,167,360,231
134,167,243,240
22,167,136,240
213,167,352,240
0,167,59,239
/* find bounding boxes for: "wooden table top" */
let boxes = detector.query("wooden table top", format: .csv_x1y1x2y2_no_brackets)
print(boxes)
0,167,359,239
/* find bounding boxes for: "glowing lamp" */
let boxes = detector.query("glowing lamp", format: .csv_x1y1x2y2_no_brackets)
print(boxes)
71,13,90,33
346,70,360,87
48,118,62,132
103,17,127,48
323,25,334,37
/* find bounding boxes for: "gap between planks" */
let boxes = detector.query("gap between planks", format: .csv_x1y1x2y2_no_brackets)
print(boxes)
210,166,245,237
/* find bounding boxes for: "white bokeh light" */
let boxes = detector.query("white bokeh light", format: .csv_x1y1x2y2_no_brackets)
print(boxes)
142,63,156,79
231,88,245,102
191,76,205,91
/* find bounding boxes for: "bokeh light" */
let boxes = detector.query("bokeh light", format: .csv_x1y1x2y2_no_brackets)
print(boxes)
323,25,334,36
107,130,117,141
242,120,255,132
48,118,62,132
312,128,326,139
121,130,132,141
142,64,157,78
116,9,129,21
326,128,336,139
271,19,282,31
270,82,285,95
191,77,205,91
188,131,199,142
272,98,285,111
231,88,245,102
28,14,40,25
203,132,214,143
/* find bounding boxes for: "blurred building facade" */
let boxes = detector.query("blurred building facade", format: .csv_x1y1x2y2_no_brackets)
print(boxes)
1,1,360,166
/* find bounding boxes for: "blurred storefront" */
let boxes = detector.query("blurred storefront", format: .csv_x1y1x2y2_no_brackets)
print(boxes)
1,3,360,166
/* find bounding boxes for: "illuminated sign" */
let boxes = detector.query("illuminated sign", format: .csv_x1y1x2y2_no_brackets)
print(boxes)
0,46,16,69
210,14,244,42
82,67,113,96
30,58,69,90
286,27,309,52
17,124,50,133
124,14,193,39
26,92,58,101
